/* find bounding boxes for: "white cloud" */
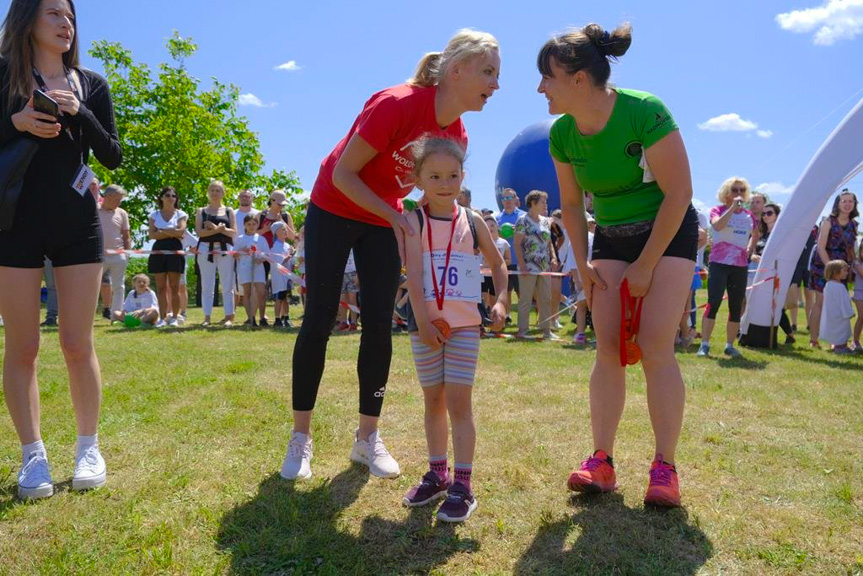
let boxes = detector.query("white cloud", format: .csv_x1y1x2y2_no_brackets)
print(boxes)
238,93,275,108
274,60,301,71
756,129,774,139
756,181,795,197
776,0,863,45
698,113,759,132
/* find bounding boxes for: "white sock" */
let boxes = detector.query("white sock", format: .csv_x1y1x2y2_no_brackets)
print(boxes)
22,440,46,462
76,434,98,455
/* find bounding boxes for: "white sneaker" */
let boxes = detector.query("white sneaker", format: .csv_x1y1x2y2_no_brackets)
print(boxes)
155,319,166,328
350,429,400,478
280,432,313,480
167,316,178,327
176,315,185,326
18,451,54,500
72,445,107,491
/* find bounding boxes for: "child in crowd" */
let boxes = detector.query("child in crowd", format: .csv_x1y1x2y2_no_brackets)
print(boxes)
403,136,508,523
819,260,855,354
115,274,160,326
235,214,269,326
480,216,511,326
295,226,306,309
852,244,863,350
337,250,360,331
570,214,595,346
177,228,199,321
269,221,292,327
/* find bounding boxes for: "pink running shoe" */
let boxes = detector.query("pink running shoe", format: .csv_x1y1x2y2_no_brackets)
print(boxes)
568,450,617,493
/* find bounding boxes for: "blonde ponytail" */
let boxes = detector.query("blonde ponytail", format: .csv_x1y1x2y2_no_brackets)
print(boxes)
407,29,499,87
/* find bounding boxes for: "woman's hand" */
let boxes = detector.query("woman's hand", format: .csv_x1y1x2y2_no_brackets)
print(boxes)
11,96,61,138
49,90,79,116
418,321,445,349
203,221,216,230
489,302,506,332
750,254,761,263
390,212,416,265
621,259,654,298
579,262,607,309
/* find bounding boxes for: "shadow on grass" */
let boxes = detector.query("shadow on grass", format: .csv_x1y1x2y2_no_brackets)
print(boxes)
514,493,713,575
217,466,477,575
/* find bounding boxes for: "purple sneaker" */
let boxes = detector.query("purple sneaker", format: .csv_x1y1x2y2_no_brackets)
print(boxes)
436,482,477,523
403,471,450,507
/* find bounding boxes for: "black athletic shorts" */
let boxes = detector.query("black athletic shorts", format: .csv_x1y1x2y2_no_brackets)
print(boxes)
592,205,699,264
0,220,102,268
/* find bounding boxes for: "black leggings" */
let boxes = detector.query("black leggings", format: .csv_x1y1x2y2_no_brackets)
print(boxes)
706,262,748,322
292,203,400,416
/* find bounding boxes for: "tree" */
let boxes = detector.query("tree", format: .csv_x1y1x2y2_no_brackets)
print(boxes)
89,32,302,240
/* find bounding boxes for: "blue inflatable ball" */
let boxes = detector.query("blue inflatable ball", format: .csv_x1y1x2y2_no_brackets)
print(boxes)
495,119,560,213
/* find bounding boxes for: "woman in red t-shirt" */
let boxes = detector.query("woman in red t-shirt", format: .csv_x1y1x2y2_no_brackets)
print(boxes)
281,29,500,481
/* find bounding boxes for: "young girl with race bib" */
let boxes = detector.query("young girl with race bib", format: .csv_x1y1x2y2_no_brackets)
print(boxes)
402,137,508,522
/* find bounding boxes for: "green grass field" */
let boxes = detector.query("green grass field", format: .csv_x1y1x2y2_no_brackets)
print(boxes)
1,302,861,575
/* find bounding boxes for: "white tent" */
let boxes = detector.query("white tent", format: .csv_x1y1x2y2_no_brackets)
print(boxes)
741,98,863,346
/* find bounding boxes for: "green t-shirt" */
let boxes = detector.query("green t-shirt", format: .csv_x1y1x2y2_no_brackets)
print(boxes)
549,88,678,227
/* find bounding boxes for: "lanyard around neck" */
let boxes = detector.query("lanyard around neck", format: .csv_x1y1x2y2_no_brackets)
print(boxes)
32,66,80,100
426,204,459,311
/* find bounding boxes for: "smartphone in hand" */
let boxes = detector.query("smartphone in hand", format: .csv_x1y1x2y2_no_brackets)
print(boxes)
32,89,59,120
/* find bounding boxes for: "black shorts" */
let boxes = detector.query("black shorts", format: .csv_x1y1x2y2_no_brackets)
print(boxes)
275,290,288,301
592,205,699,264
507,264,519,294
791,265,809,287
0,202,102,268
481,276,495,295
148,239,185,274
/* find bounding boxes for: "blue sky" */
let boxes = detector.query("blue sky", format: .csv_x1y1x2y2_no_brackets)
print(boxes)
60,0,863,212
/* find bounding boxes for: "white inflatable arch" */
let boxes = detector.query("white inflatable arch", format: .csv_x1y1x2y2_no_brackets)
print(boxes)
742,98,863,346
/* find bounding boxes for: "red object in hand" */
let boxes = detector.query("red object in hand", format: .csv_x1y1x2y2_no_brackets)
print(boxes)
432,318,452,340
620,279,644,366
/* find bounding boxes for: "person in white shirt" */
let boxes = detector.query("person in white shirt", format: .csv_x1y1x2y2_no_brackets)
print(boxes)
234,214,269,326
481,215,512,318
234,189,260,310
98,185,131,320
177,229,199,320
569,214,595,345
269,221,293,327
114,274,159,325
820,260,855,353
336,250,360,331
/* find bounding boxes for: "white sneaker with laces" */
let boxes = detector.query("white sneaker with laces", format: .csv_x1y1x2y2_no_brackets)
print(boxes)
155,319,166,328
167,316,178,327
350,429,400,478
18,451,54,500
72,445,107,491
280,432,313,480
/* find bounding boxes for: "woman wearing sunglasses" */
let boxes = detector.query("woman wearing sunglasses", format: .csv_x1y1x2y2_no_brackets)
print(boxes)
697,178,759,358
751,203,795,344
148,186,188,326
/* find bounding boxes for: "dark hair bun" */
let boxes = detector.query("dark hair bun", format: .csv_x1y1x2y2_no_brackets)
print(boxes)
584,23,632,59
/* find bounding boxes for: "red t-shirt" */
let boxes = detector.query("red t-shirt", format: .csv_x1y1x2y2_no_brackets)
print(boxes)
310,84,469,227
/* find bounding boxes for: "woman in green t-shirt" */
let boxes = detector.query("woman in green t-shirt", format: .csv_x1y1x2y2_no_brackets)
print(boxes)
538,23,700,508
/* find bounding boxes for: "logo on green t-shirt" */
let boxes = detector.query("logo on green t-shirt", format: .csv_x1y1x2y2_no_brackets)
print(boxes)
624,141,642,159
647,112,672,135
